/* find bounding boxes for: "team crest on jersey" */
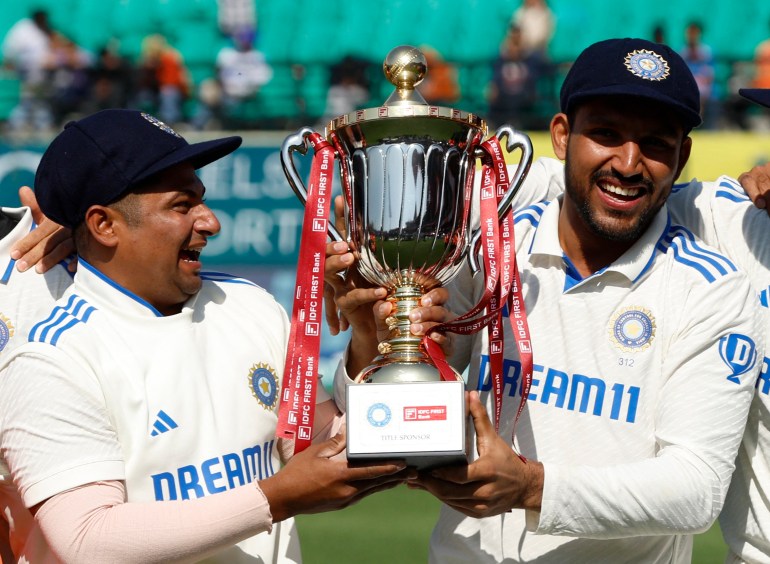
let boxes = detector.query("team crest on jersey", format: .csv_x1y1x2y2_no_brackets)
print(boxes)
248,363,278,410
609,307,656,352
141,113,182,138
625,49,670,81
0,314,14,353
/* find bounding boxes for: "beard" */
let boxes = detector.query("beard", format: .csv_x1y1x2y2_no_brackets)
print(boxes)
563,154,660,243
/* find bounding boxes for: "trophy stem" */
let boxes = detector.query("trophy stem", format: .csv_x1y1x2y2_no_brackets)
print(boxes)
355,282,444,384
379,283,428,359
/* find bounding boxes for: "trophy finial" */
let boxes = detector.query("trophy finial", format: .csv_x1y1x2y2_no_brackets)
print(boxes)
383,45,428,106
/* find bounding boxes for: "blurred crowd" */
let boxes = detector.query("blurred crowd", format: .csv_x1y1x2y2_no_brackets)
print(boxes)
2,1,770,136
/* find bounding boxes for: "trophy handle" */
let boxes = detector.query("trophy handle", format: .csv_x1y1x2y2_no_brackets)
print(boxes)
468,125,533,274
280,127,344,243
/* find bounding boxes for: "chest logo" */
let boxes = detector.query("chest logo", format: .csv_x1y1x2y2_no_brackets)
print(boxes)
249,363,278,410
609,307,656,352
0,314,15,353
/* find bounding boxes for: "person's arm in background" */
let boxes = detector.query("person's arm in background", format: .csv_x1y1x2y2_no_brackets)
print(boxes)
11,186,74,272
739,162,770,213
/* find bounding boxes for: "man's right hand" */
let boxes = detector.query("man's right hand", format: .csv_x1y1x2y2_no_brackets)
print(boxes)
258,431,413,522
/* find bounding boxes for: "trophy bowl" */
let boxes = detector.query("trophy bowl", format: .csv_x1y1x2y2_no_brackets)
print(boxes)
281,45,532,467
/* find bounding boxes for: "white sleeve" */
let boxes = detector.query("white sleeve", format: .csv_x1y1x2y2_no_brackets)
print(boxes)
535,271,765,537
0,347,125,507
36,480,272,564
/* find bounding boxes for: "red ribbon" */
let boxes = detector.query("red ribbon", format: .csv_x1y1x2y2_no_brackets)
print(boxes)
424,136,533,458
276,132,336,453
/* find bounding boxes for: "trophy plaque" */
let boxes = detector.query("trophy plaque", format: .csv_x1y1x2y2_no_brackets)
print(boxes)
281,45,532,468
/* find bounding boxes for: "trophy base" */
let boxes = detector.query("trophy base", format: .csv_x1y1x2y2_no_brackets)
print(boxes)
346,380,467,470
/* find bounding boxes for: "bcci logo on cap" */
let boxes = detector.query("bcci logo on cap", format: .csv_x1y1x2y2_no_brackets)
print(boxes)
624,49,670,81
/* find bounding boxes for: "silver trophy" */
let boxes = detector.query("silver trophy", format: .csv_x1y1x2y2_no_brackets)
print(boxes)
282,46,532,468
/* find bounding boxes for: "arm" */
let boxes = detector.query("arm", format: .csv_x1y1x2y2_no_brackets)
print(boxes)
12,186,74,273
36,434,406,564
1,351,408,563
416,271,763,536
738,163,770,213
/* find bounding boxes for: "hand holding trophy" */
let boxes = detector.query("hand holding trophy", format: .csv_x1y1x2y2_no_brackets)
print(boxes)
279,46,533,468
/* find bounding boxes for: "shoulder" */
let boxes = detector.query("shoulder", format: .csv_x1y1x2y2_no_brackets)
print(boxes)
199,271,287,317
658,222,741,284
513,199,551,228
26,292,99,347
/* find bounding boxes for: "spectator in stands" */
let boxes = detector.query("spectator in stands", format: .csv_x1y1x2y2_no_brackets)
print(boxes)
417,46,460,107
652,23,666,45
45,33,93,125
216,0,257,39
680,21,719,129
134,34,191,126
751,19,770,89
1,9,55,134
487,24,543,129
319,55,370,125
192,26,272,130
86,41,134,114
510,0,555,62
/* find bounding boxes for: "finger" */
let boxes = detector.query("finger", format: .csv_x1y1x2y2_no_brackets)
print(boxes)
15,229,74,273
333,195,346,235
33,239,75,273
420,287,450,308
467,391,496,454
324,283,342,335
313,432,347,458
18,186,44,224
739,169,769,210
10,221,58,262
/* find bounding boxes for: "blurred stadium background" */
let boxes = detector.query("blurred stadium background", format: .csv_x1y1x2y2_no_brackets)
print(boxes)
1,1,767,561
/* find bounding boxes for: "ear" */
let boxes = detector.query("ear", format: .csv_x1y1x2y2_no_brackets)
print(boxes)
673,136,692,182
550,113,570,161
83,205,121,248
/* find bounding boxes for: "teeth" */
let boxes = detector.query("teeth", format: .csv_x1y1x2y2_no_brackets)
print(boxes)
600,182,640,197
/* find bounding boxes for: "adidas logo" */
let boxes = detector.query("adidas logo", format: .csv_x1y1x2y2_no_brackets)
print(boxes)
151,410,179,436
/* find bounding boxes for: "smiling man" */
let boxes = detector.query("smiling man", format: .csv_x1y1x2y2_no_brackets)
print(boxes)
0,109,409,563
333,38,766,563
427,38,763,563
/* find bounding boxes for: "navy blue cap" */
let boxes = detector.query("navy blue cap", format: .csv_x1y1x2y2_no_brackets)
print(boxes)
35,109,242,229
739,88,770,109
560,38,702,130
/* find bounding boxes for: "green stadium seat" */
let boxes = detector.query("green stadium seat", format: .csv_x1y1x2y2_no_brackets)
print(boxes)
0,73,21,121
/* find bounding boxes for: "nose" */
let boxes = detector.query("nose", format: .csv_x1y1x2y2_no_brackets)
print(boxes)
194,203,221,237
611,140,644,178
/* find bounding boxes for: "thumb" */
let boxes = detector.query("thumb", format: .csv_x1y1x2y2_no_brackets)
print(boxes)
313,432,347,459
468,391,496,456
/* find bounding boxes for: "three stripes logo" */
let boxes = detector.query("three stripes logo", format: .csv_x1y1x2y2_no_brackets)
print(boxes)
150,410,179,436
29,294,96,346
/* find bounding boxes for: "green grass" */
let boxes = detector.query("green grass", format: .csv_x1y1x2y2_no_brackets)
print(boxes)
296,486,728,563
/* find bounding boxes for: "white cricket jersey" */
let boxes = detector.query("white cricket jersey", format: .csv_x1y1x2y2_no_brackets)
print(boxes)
668,176,770,563
433,197,764,563
0,207,72,561
0,258,323,563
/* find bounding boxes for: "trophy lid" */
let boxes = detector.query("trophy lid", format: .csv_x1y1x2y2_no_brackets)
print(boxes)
326,45,485,135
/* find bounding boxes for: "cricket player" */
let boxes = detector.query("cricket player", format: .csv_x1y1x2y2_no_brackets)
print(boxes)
331,38,765,563
0,109,410,563
0,188,73,562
